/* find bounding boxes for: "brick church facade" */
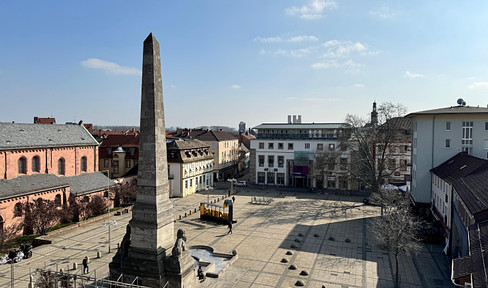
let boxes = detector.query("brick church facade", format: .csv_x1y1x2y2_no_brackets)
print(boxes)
0,123,114,238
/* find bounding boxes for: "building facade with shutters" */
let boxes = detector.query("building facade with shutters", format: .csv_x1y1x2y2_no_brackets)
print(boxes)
167,139,214,197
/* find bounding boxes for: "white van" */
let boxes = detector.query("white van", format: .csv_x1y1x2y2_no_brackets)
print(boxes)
236,181,247,187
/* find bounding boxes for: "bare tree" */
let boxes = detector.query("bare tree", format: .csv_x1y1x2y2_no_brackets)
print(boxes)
89,195,107,216
119,184,137,206
342,102,409,199
313,148,342,189
23,198,60,235
371,188,421,288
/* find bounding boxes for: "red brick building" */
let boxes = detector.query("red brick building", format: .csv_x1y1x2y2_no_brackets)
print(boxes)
0,123,114,237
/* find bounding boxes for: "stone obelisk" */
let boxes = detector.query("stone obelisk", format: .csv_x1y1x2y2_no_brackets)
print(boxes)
110,33,175,287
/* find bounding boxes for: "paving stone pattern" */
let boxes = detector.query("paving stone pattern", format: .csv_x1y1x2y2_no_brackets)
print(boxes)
0,187,453,288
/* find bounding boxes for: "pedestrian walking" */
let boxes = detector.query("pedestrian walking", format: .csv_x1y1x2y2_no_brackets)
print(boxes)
82,256,89,274
232,196,235,203
227,222,233,234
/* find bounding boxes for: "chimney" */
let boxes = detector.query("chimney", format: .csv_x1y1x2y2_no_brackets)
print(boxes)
288,115,292,124
298,115,302,124
293,115,297,124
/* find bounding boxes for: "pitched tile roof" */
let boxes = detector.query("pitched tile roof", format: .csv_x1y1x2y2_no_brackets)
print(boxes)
189,129,237,142
453,221,488,288
0,174,69,200
100,134,140,148
64,172,115,196
430,152,488,183
453,169,488,216
0,123,98,150
167,139,214,163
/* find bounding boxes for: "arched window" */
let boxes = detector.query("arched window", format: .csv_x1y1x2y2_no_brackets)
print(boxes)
13,203,23,217
18,157,27,174
81,156,87,172
58,158,65,175
54,194,62,207
32,156,40,172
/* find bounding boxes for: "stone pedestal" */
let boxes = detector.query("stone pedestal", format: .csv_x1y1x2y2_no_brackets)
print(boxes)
165,252,198,288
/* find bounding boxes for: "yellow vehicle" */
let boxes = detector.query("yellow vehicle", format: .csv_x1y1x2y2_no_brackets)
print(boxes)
200,199,234,224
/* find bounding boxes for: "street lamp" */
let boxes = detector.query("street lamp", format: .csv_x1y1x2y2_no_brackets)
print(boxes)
102,170,114,253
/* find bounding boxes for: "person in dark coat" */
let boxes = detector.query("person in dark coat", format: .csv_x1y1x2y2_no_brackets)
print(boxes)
82,256,89,274
227,222,233,234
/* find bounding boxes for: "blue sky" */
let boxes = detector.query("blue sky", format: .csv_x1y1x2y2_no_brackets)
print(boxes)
1,1,488,129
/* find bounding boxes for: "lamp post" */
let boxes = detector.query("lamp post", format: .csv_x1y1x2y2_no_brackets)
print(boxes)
102,170,112,253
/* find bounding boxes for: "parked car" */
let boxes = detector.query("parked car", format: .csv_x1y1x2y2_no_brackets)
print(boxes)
236,181,247,187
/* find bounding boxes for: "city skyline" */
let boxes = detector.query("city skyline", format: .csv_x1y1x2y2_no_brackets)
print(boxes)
1,1,488,129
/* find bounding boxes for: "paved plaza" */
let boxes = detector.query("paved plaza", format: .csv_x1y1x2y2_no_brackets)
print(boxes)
0,185,453,287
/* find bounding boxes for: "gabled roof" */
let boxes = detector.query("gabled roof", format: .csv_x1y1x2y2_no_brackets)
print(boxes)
100,134,140,148
64,172,115,196
453,221,488,288
453,169,488,216
0,174,69,200
189,130,237,142
167,139,213,163
0,123,98,150
430,153,488,183
380,117,412,130
167,139,210,150
406,105,488,117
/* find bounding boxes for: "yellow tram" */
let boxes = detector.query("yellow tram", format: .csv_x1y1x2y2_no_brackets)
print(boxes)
200,199,234,224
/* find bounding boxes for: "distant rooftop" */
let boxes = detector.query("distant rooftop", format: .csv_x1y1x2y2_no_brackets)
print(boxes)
254,123,348,130
406,105,488,117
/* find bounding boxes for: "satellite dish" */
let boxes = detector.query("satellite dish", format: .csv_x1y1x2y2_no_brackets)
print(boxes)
457,98,463,105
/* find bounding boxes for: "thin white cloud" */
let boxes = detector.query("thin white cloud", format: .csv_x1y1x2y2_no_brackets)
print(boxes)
231,85,241,89
468,82,488,89
369,6,397,19
285,0,337,20
254,35,318,43
81,58,141,75
311,59,363,73
322,40,368,58
404,71,425,79
353,84,365,88
260,47,316,58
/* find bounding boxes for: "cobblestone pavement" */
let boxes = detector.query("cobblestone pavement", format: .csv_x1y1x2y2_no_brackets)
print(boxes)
0,185,453,288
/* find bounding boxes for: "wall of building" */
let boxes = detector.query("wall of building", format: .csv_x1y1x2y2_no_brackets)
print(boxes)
412,115,488,204
1,146,98,180
251,139,349,188
0,187,70,236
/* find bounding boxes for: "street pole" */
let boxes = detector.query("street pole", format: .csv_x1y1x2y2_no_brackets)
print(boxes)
107,170,111,253
103,170,111,253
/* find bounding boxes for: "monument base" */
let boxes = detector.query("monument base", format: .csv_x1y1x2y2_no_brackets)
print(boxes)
165,251,198,288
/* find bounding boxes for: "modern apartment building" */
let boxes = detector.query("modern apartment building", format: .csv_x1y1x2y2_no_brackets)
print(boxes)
250,115,351,189
406,101,488,208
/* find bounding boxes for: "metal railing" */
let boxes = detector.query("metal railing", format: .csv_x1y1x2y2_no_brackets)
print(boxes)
32,268,152,288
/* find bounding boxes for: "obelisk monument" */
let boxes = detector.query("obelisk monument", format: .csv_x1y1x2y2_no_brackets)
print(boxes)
110,33,176,287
